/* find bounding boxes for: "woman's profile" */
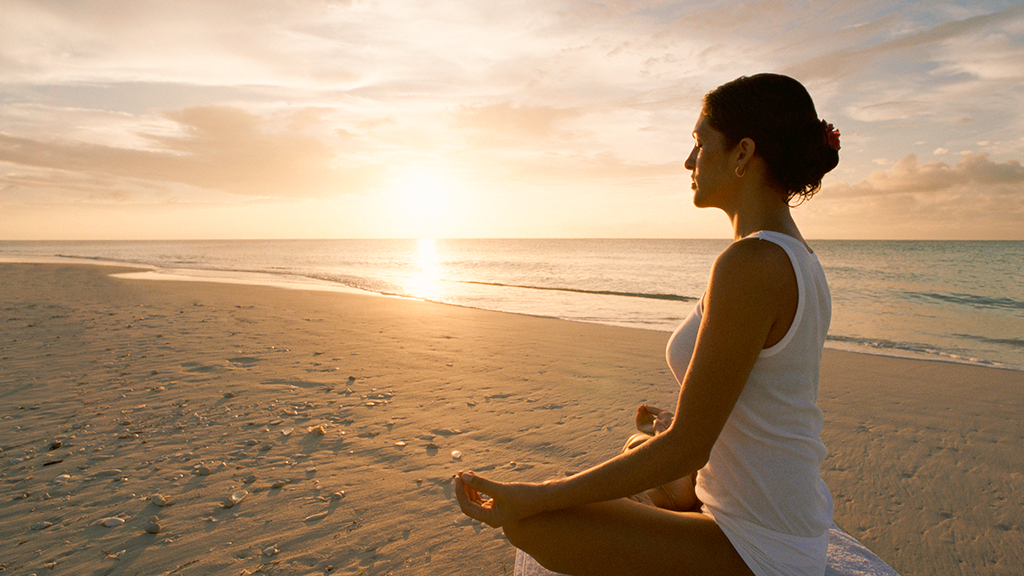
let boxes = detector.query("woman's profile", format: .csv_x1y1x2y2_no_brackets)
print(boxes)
455,73,841,576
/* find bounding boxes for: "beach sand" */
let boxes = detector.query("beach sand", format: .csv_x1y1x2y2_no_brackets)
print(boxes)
1,263,1021,576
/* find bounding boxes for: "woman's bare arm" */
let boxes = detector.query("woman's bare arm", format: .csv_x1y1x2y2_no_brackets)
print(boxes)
457,238,797,527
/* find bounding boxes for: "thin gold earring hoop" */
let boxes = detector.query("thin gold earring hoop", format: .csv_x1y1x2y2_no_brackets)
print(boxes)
735,166,745,178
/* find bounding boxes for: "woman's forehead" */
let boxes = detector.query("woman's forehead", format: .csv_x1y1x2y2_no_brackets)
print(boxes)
692,114,713,137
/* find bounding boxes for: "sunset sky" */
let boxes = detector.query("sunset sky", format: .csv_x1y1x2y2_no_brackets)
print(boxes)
2,0,1023,240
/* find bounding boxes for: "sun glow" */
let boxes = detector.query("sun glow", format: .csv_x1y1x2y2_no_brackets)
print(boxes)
391,167,458,237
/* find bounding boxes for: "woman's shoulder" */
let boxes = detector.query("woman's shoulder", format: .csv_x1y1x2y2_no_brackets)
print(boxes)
706,236,797,307
714,235,792,276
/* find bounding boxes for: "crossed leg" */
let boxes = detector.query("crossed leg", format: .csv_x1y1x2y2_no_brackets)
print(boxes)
503,498,754,576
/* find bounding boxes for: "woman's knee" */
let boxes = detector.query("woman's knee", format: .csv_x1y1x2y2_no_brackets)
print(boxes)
501,517,533,551
504,513,590,575
503,516,563,569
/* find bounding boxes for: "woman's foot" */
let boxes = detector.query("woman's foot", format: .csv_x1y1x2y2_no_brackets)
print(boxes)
622,412,700,512
646,474,699,512
622,432,651,453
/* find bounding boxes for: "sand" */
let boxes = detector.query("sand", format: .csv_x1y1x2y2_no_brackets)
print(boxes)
1,262,1021,576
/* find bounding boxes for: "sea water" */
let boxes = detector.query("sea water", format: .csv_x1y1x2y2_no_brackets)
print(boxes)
2,239,1021,370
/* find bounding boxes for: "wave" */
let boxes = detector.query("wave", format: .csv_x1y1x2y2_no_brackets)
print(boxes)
56,253,122,262
826,334,1021,371
459,280,696,302
907,291,1024,312
954,333,1024,349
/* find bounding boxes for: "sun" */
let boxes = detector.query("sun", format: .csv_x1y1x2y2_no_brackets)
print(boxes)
391,167,457,236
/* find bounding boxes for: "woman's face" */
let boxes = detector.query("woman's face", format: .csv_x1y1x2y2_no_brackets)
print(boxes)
683,113,735,209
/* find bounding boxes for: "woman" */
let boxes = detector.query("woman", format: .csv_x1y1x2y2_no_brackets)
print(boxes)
455,73,841,576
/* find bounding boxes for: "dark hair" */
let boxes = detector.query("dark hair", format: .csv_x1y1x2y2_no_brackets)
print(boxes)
702,73,839,204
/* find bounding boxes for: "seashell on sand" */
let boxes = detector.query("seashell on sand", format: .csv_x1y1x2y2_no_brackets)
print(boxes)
262,545,278,557
101,517,125,527
150,494,170,507
451,450,463,459
223,490,248,508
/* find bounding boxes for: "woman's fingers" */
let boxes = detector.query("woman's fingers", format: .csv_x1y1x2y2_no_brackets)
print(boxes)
460,471,489,492
638,404,676,434
454,472,500,527
636,404,675,434
455,475,485,520
654,410,674,433
636,404,656,433
454,471,542,529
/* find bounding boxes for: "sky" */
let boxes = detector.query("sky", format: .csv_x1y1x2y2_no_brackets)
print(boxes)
2,0,1024,240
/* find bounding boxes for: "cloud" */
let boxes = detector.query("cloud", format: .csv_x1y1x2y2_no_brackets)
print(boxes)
785,4,1024,83
800,152,1024,239
1,0,372,87
0,105,383,199
3,0,1023,239
782,1,1024,152
832,153,1024,196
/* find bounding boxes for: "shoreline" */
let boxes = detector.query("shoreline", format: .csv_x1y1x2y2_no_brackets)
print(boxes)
4,255,1020,373
2,262,1022,575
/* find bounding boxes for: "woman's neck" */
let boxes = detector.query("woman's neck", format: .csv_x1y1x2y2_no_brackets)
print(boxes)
727,190,803,243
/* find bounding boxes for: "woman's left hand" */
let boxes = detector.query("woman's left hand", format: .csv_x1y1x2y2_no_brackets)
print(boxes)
636,404,674,435
454,471,544,528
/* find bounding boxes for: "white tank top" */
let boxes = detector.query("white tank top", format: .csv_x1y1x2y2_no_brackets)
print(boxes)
666,230,833,576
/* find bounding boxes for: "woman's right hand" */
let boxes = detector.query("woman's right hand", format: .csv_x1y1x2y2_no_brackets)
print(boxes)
454,471,546,529
636,404,674,435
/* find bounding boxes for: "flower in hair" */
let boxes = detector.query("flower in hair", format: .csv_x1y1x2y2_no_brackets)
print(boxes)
824,122,841,151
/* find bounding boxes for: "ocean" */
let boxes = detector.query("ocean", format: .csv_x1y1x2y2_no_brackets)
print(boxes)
2,238,1022,371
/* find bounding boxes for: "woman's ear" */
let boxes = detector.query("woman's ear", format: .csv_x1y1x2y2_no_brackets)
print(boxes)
734,137,756,174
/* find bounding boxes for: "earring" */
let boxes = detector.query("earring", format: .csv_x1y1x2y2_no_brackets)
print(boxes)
735,165,745,178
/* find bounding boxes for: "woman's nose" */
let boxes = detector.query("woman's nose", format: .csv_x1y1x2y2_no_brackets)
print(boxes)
684,147,697,170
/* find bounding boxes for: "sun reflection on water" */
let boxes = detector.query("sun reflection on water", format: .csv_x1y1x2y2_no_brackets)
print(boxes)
406,238,442,300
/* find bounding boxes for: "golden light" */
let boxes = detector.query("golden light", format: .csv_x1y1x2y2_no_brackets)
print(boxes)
392,167,455,234
406,237,442,299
